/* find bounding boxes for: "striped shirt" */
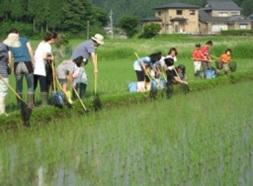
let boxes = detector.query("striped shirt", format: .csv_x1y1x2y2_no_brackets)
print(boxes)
0,43,9,78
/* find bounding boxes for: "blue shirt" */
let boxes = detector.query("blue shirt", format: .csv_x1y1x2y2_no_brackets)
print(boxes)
72,40,95,60
133,56,153,71
10,37,31,63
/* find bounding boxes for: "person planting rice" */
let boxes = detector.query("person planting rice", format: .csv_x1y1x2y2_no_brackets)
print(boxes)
133,52,162,92
72,60,88,99
192,44,205,78
200,40,213,77
164,58,188,98
167,47,178,63
72,33,104,85
217,49,234,74
56,56,84,104
34,32,58,106
3,29,35,109
0,42,10,116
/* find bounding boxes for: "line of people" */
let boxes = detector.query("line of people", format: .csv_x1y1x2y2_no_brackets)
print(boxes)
192,40,236,79
132,48,188,98
132,41,236,98
0,28,104,116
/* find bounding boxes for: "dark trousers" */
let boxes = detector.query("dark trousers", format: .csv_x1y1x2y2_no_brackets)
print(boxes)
14,62,34,95
34,75,48,92
73,83,87,99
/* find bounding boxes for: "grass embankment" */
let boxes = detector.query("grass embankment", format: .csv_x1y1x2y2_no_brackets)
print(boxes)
0,81,253,185
1,69,253,130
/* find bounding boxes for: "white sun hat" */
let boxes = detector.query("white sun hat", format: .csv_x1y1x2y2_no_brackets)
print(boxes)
91,34,104,45
3,33,21,48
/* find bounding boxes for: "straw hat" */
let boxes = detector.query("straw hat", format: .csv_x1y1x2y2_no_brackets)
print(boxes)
91,34,104,45
3,33,21,48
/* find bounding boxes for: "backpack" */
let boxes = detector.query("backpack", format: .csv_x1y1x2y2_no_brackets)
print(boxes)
205,69,216,79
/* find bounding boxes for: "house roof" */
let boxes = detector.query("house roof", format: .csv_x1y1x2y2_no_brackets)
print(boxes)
205,0,241,11
141,17,162,22
199,9,251,24
154,2,199,10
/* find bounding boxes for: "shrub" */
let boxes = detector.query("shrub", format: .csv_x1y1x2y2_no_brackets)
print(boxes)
221,30,253,36
139,23,161,38
119,16,139,38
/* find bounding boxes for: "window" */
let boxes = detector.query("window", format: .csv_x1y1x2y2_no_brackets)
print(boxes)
231,11,240,16
157,11,161,16
219,12,228,17
240,24,247,30
190,10,195,15
176,10,183,15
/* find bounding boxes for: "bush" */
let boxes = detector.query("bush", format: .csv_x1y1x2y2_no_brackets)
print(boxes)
119,16,139,38
139,23,161,38
221,30,253,36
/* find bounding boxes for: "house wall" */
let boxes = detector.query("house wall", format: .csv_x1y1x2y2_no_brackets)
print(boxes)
233,22,251,30
199,21,209,34
155,9,199,34
211,10,240,17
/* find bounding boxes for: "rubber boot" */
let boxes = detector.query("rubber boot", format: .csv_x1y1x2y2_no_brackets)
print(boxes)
27,93,34,109
16,93,23,109
41,92,48,106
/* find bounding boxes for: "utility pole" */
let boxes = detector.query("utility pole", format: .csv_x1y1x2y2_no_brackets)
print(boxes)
87,20,90,39
109,9,114,39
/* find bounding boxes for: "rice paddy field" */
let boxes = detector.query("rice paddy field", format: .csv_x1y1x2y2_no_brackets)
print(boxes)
1,35,253,185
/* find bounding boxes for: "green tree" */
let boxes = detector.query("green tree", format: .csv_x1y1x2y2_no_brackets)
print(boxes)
62,0,93,34
241,0,253,16
119,16,139,37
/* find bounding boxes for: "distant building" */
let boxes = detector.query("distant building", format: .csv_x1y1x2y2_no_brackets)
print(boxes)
143,2,200,34
199,0,251,34
142,0,251,34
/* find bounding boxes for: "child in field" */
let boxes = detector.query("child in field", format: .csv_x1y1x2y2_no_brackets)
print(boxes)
192,44,205,77
133,52,162,92
164,58,188,98
0,42,10,116
73,60,88,99
218,49,233,74
200,40,213,73
56,56,83,104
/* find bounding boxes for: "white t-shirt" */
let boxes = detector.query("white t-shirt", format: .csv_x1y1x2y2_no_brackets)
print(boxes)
34,41,52,76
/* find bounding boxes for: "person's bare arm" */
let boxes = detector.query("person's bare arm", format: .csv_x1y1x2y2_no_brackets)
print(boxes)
174,76,188,85
26,42,35,66
8,51,12,66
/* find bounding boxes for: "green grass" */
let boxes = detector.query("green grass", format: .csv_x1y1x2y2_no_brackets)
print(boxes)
0,81,253,185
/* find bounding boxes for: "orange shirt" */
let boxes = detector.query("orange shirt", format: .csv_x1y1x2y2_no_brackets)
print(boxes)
220,53,231,64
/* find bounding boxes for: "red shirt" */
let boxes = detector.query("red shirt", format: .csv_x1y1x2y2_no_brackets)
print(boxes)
200,45,210,61
192,49,205,61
